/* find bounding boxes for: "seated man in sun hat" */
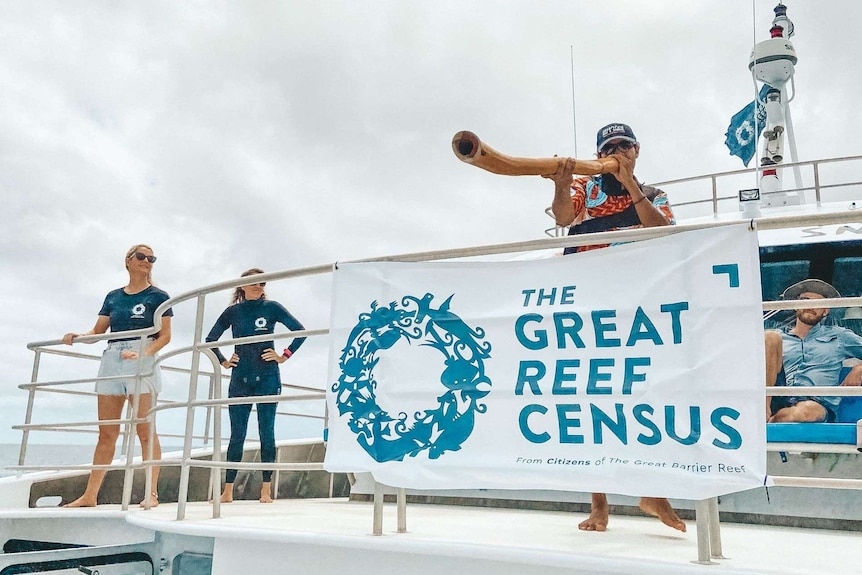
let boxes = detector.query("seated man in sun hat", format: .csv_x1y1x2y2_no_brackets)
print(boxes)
765,279,862,422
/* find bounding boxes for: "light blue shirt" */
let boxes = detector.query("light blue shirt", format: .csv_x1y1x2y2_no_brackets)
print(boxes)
781,323,862,410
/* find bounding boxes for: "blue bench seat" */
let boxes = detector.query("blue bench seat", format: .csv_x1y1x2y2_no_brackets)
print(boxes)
766,368,862,447
767,422,859,444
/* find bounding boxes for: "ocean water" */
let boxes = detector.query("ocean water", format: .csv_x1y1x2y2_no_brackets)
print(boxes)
0,443,97,477
0,443,182,478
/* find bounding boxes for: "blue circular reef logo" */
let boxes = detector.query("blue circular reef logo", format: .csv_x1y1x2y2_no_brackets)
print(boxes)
332,293,492,462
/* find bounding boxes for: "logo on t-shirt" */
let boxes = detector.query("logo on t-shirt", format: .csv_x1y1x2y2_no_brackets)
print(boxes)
131,303,146,318
255,317,267,331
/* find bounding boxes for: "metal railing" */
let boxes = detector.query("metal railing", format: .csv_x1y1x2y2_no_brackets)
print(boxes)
15,278,329,513
11,207,862,562
544,154,862,236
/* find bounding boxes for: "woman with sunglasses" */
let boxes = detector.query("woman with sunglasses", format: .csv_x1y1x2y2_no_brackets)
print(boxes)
205,268,306,503
62,244,172,508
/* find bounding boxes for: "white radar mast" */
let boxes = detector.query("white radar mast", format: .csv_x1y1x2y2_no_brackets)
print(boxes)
748,3,803,208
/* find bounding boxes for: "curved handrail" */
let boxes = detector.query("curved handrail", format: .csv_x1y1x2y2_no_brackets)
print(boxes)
544,154,862,236
652,154,862,189
15,207,862,519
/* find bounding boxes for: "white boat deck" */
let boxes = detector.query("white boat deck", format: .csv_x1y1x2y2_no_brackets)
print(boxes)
99,497,859,575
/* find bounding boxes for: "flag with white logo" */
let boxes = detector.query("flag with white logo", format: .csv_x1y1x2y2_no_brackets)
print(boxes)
724,84,772,167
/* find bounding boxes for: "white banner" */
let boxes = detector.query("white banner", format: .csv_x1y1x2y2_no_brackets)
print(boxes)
325,225,768,499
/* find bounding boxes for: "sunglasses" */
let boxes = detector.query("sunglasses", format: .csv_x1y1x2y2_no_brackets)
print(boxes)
130,252,157,263
245,282,266,287
601,140,636,155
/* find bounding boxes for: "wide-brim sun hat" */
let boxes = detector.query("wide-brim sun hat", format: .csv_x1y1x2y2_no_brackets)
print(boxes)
782,279,841,300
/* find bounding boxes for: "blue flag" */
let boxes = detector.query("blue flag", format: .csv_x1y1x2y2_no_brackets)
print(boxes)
724,84,772,167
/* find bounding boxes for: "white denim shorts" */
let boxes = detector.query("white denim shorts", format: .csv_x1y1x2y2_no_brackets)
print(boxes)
96,340,161,396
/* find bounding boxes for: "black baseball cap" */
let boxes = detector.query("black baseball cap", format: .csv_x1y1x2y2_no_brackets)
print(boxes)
596,123,637,152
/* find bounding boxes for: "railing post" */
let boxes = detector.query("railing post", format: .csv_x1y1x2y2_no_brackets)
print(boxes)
142,385,157,511
812,161,822,207
210,359,224,518
204,374,217,500
711,176,718,217
708,497,725,558
141,346,164,511
17,350,42,475
177,294,208,520
121,335,150,511
202,374,215,447
396,487,407,533
372,480,384,535
692,499,718,565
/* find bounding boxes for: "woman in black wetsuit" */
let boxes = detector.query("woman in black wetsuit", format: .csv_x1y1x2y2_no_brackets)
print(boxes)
206,268,306,503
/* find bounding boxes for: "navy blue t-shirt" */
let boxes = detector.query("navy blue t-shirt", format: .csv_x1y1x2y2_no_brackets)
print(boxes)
205,299,306,380
98,286,173,342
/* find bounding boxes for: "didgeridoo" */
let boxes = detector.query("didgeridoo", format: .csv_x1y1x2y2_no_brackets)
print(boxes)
451,131,618,177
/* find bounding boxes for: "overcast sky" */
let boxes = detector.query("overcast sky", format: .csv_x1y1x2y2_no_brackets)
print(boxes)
2,1,860,446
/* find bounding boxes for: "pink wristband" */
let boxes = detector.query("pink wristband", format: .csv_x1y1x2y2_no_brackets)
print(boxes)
283,348,293,359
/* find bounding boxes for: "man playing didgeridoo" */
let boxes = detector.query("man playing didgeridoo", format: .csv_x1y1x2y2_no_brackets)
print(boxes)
546,122,684,533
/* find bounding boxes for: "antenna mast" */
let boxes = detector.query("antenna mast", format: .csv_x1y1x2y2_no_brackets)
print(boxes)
749,3,803,207
570,45,578,157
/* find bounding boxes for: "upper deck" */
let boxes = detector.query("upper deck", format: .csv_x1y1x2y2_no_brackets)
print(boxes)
1,491,860,574
4,158,862,575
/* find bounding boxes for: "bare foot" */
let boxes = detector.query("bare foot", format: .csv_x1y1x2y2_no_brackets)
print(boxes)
578,509,609,531
139,492,159,508
578,493,609,531
220,484,234,503
639,497,686,532
63,496,97,508
259,482,273,504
